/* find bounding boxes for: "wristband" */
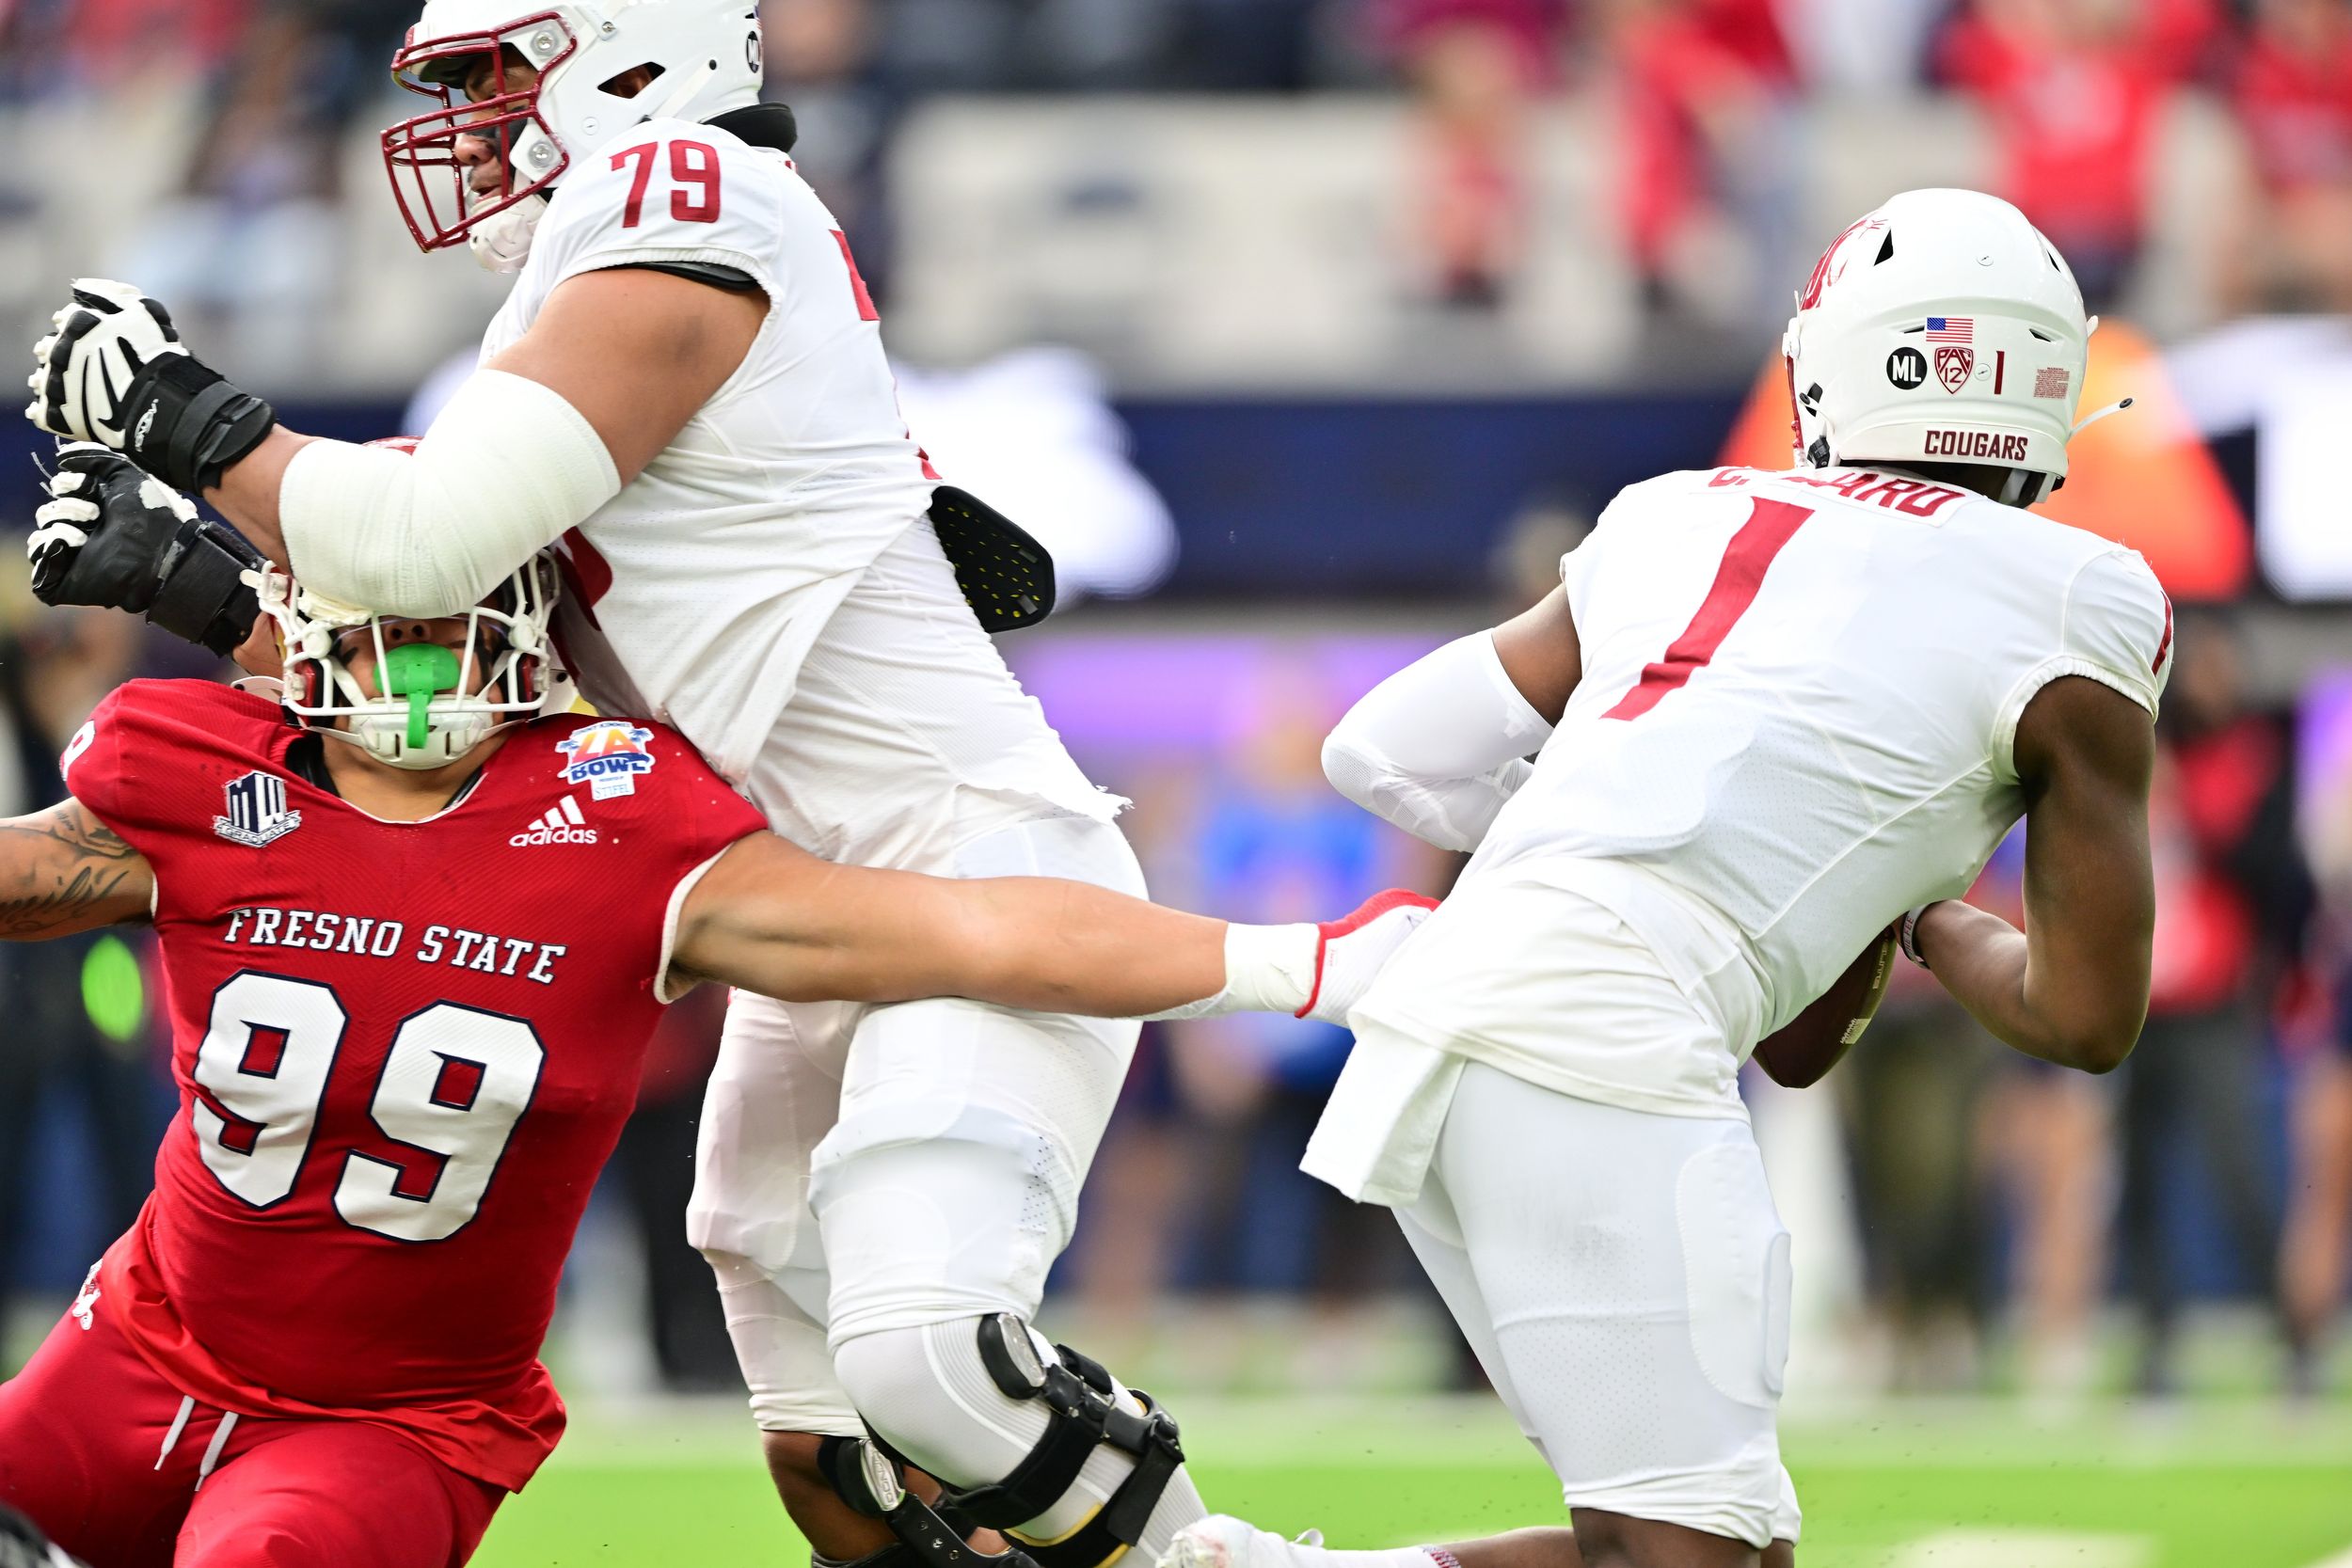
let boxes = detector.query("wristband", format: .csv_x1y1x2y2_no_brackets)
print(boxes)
1897,904,1934,970
123,353,277,494
1140,922,1317,1022
150,516,266,656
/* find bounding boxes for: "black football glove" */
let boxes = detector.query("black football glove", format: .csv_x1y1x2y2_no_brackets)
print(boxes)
26,278,276,494
31,443,266,657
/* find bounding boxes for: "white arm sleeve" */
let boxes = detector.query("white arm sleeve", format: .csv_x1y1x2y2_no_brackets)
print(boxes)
278,370,622,617
1322,630,1556,852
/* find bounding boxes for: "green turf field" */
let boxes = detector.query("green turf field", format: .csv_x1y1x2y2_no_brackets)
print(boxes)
472,1396,2352,1568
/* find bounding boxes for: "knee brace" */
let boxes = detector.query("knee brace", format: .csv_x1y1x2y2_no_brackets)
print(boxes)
816,1435,1024,1568
825,1314,1186,1568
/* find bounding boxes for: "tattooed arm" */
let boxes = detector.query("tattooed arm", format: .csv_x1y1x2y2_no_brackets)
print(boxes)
0,799,154,940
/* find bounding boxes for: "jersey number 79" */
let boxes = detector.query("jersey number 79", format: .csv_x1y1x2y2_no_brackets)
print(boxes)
612,140,723,227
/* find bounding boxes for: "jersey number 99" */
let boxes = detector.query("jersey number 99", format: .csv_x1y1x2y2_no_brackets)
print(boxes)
192,972,546,1243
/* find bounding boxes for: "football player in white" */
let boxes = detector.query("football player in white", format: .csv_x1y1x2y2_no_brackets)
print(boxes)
21,4,1260,1567
1160,189,2173,1568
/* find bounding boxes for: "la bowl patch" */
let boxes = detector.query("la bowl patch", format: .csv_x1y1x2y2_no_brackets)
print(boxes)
557,721,657,800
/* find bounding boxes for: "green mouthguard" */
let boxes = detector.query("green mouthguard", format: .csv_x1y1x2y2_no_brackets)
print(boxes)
382,642,466,751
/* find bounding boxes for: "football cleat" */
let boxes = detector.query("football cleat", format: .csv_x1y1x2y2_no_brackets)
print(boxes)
1160,1518,1326,1568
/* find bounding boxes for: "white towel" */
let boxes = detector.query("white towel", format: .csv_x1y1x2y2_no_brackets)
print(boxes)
1300,1023,1465,1208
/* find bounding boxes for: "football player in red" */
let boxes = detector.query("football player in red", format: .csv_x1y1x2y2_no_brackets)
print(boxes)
24,4,1260,1560
0,450,1433,1568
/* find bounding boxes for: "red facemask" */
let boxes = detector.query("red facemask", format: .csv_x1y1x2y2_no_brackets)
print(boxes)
381,13,577,254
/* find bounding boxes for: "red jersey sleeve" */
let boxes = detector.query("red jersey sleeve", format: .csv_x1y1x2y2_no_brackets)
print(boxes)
59,681,289,855
578,721,767,1003
57,685,142,832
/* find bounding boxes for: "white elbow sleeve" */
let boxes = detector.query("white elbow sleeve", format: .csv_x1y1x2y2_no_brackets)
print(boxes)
1323,631,1554,852
278,370,622,616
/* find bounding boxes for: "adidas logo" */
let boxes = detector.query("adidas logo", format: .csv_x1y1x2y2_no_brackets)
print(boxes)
510,796,598,847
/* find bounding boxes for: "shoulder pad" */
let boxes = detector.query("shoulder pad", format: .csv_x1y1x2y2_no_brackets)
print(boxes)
63,679,287,840
621,260,763,293
536,119,785,286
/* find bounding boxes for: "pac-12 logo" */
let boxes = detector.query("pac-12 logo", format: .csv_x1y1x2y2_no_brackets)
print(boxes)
557,721,658,800
1926,316,1975,394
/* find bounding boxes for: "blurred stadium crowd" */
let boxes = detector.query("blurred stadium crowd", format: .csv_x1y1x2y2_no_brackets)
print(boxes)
6,0,2352,386
4,0,2352,1409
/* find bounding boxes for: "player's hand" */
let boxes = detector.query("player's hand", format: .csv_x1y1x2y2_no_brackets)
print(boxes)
27,278,276,494
30,443,268,657
32,443,194,610
28,279,185,448
1298,889,1438,1024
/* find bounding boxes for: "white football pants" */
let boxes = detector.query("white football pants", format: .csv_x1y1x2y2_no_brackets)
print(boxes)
690,812,1145,1435
1395,1059,1804,1549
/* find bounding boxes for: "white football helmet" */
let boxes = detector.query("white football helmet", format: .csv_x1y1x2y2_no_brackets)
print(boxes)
261,552,564,771
383,0,766,272
1783,188,2093,507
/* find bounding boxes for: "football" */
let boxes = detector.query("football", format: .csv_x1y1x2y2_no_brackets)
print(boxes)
1750,923,1900,1088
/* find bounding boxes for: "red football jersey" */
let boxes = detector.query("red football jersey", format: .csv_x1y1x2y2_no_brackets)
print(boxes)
63,681,766,1491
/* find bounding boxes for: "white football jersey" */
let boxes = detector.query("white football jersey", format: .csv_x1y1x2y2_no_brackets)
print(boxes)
1355,464,2172,1116
478,118,1112,862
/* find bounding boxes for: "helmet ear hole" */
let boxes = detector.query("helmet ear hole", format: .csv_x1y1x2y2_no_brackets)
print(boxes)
598,61,665,98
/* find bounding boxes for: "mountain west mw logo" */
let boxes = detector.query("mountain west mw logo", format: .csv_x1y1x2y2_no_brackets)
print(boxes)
513,796,599,847
214,770,302,847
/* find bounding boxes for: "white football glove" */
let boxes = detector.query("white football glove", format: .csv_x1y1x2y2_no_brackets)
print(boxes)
1149,889,1439,1025
27,278,276,494
1295,888,1438,1024
27,278,187,449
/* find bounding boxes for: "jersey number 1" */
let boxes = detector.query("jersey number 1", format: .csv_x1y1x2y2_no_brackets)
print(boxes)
1605,498,1813,721
613,140,723,227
